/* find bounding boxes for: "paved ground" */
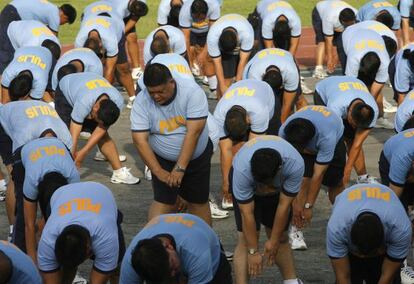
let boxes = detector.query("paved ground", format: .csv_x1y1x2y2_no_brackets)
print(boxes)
0,74,402,283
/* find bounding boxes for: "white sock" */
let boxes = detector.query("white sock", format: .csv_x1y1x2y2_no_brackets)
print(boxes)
208,76,217,91
315,65,323,70
284,279,300,284
129,95,136,102
113,167,125,174
9,225,13,234
132,67,142,72
358,174,369,180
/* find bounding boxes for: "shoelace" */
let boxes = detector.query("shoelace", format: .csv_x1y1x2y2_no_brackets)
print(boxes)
402,266,414,277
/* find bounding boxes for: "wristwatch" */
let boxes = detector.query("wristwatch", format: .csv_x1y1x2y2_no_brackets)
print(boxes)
248,248,258,255
304,202,313,209
174,164,186,173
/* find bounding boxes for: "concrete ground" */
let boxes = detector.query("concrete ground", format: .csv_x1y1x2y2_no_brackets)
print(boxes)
0,75,401,283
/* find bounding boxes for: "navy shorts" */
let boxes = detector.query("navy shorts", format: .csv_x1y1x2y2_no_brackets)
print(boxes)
117,33,128,64
0,124,13,166
222,52,240,79
123,15,136,34
312,7,324,44
190,31,208,47
0,5,20,73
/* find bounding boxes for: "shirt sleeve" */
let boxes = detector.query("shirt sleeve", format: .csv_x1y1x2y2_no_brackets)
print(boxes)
344,55,360,78
0,66,14,88
30,77,48,100
179,5,192,29
282,158,304,196
399,0,412,18
322,17,334,36
316,137,337,164
261,15,274,40
395,62,412,93
391,9,402,30
93,231,119,273
130,93,151,131
207,27,221,57
375,59,389,83
47,10,60,33
186,86,208,119
232,167,254,203
71,101,91,124
283,62,300,92
120,253,141,284
209,2,221,21
290,14,301,37
326,224,348,258
249,110,270,134
38,236,59,272
387,216,412,260
389,151,413,186
157,2,169,25
240,26,254,52
102,35,119,58
187,250,214,284
23,176,39,201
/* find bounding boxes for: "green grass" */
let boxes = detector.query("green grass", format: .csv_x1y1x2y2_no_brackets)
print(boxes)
1,0,399,44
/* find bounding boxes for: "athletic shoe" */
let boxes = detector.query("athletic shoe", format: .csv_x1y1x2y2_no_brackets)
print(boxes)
127,95,136,109
209,199,229,219
357,175,379,184
312,67,328,79
208,90,217,100
375,117,394,129
221,198,233,210
383,97,397,113
301,79,313,94
7,226,13,242
94,150,127,162
224,250,233,261
289,226,307,250
144,165,152,181
111,167,140,184
79,131,91,140
72,274,88,284
192,64,201,77
131,67,143,80
401,265,414,284
202,76,209,86
0,180,6,202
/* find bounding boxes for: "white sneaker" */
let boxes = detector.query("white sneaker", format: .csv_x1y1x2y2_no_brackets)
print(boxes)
209,199,229,219
131,67,143,80
357,175,379,184
7,225,13,242
289,226,308,250
312,67,328,79
375,117,394,129
221,197,233,210
192,64,201,77
383,97,397,113
72,274,88,284
0,180,6,202
224,250,233,261
202,76,209,86
401,265,414,284
144,165,152,181
79,132,91,140
94,150,126,162
301,79,313,94
127,95,136,109
208,90,217,100
111,167,140,184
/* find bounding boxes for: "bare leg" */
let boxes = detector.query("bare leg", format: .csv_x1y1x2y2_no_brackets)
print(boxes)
187,202,212,226
116,63,135,98
126,32,141,69
148,201,177,221
233,232,250,284
315,42,325,67
5,165,15,225
345,139,367,177
98,133,121,170
328,183,345,204
376,93,384,118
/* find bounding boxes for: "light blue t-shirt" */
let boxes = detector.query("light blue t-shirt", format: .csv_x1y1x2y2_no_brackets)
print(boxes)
256,0,294,18
58,72,124,124
157,0,191,26
0,100,72,152
342,20,397,45
207,14,254,58
120,213,221,284
213,79,275,138
37,182,119,273
243,48,299,92
143,25,187,63
21,137,80,201
82,0,121,20
383,129,414,186
75,16,124,57
343,29,390,83
1,46,52,100
7,20,60,50
315,76,379,128
232,135,304,201
395,90,414,132
261,6,301,39
279,106,344,164
392,43,414,94
316,0,358,36
399,0,414,17
179,0,221,34
10,0,60,32
108,0,147,19
327,183,411,260
357,0,401,30
207,113,220,152
0,241,42,284
52,47,104,91
131,77,209,161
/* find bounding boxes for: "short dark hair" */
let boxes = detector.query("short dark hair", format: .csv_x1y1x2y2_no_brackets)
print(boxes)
143,63,173,87
273,20,291,51
191,0,208,16
376,10,394,29
284,118,316,150
224,106,249,142
84,38,104,59
219,29,238,53
403,48,414,70
55,225,90,269
0,250,12,284
403,115,414,131
351,102,375,129
338,8,356,27
57,63,78,82
262,68,283,92
251,148,282,184
41,39,61,60
9,71,33,101
132,238,170,283
97,98,120,128
150,36,169,57
60,4,77,24
382,36,397,58
129,0,148,17
351,212,384,255
38,172,68,220
357,52,380,87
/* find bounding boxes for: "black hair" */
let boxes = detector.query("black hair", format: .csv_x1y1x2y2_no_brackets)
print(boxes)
143,63,173,87
224,106,249,142
57,63,78,82
191,0,208,16
357,52,381,87
97,98,120,128
376,10,394,29
131,238,170,283
403,115,414,131
150,36,169,57
0,250,12,284
351,212,384,255
338,8,356,27
351,102,375,129
60,4,77,24
41,39,61,60
55,225,90,269
84,38,104,59
273,20,291,51
129,0,149,17
38,172,68,220
284,118,316,150
9,71,33,101
251,148,282,184
382,35,397,58
403,48,414,71
262,68,283,92
219,29,238,53
168,4,182,26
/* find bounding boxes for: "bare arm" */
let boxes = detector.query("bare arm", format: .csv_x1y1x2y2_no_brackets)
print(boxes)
24,200,38,264
280,91,296,123
69,121,82,154
90,268,111,284
219,138,233,199
212,56,226,94
370,82,384,99
182,29,194,67
289,37,300,57
75,126,107,167
1,87,10,104
263,39,274,49
389,183,404,198
378,258,403,284
343,129,370,186
42,271,62,284
104,56,118,83
331,257,351,284
402,19,411,46
236,51,251,82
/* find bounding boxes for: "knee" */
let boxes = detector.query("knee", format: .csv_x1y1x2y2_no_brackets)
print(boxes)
117,63,130,74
